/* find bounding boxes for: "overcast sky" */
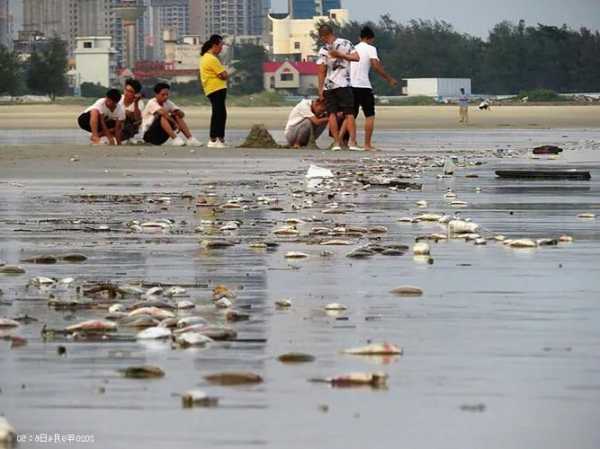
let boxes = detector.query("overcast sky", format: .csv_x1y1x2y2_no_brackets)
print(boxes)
271,0,600,37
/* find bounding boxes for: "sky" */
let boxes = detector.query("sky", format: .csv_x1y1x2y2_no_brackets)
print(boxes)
271,0,600,38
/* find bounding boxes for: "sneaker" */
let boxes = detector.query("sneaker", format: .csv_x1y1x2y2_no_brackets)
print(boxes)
207,140,220,148
214,140,227,149
331,145,342,151
171,136,186,146
348,145,364,151
186,137,203,147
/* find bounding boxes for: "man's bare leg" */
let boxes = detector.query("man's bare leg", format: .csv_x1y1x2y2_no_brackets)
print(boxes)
329,113,341,146
90,110,102,144
160,117,178,139
173,115,192,139
364,116,376,150
345,114,358,147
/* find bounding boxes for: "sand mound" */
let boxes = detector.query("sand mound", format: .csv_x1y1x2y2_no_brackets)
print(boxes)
240,124,281,149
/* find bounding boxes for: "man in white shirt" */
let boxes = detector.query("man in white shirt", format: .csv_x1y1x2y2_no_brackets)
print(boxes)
284,98,328,148
141,82,202,146
350,26,397,150
119,78,144,142
317,24,361,151
458,88,470,124
77,89,125,145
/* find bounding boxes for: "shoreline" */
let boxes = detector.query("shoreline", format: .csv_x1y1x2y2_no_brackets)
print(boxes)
0,105,599,130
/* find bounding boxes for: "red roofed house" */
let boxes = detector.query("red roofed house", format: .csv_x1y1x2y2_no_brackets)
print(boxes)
263,61,319,95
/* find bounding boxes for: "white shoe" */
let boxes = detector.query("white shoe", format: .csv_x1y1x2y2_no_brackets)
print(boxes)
171,136,186,146
349,145,364,151
186,137,203,147
207,140,220,148
331,145,342,151
214,140,227,148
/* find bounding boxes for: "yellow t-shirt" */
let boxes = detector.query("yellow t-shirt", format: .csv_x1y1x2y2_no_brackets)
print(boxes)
200,53,227,96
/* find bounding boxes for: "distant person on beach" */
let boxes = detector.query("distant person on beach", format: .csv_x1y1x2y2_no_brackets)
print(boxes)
478,99,491,111
348,26,397,150
284,98,329,148
459,88,470,124
77,89,125,145
200,34,228,148
119,78,144,143
140,82,201,147
317,24,361,151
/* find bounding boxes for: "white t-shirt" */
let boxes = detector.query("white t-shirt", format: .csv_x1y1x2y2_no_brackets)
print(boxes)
119,97,145,114
317,38,356,90
141,98,180,133
84,98,125,121
351,42,379,89
285,99,314,134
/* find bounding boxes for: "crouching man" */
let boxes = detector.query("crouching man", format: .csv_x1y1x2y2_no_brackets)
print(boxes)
141,82,202,146
119,78,144,143
77,89,125,145
284,98,329,148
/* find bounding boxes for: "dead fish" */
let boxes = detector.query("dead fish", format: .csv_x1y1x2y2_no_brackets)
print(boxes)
320,240,353,246
537,238,559,246
200,239,236,249
215,297,232,308
158,317,179,328
0,417,17,445
510,239,537,248
325,303,347,311
577,213,596,219
61,254,87,263
275,299,292,308
128,307,175,320
118,284,145,296
130,300,175,310
66,320,117,333
225,310,250,322
121,365,165,379
165,286,187,297
416,213,443,222
474,238,487,245
278,353,316,363
343,343,403,356
145,286,163,297
450,200,468,207
0,265,26,275
390,286,423,296
273,226,299,236
176,300,195,310
369,226,388,234
0,318,20,328
175,332,213,348
413,242,431,255
108,304,125,314
198,326,238,341
136,326,172,340
346,248,374,258
448,220,479,234
219,221,239,231
30,276,56,287
204,372,263,386
310,372,388,388
181,390,219,408
416,200,428,208
21,255,58,264
559,235,573,243
397,217,417,223
285,251,309,259
177,316,208,329
249,242,268,249
119,315,160,328
213,285,236,300
381,249,405,256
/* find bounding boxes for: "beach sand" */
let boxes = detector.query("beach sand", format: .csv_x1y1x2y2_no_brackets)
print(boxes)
0,104,599,130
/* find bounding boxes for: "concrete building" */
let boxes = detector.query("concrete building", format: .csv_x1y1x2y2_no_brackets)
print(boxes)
164,32,201,70
0,0,9,48
267,8,348,61
190,0,269,41
144,0,188,60
402,78,472,97
263,60,319,94
73,35,118,90
288,0,340,19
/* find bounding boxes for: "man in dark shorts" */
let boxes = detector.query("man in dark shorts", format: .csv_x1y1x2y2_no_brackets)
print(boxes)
349,26,397,150
77,89,125,145
316,24,361,151
119,78,144,143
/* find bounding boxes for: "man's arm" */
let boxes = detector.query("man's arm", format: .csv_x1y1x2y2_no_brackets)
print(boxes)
318,64,327,99
309,115,328,126
371,59,397,86
131,97,142,121
329,49,360,62
114,120,124,145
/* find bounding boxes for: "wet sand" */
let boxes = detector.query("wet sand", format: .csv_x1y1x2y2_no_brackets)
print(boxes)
1,133,600,449
0,104,599,130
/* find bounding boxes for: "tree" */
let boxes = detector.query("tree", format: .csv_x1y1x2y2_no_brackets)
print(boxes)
230,43,267,95
26,37,68,100
0,45,24,95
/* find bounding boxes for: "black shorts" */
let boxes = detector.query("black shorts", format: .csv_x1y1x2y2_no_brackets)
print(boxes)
143,116,170,145
353,87,375,118
77,111,115,133
121,117,141,141
324,87,354,115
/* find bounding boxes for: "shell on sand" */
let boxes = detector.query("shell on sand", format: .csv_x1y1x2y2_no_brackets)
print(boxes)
343,343,403,356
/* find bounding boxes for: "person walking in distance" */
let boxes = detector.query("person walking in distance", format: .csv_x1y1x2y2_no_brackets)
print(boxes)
350,26,397,150
200,34,228,148
459,87,470,124
317,24,361,151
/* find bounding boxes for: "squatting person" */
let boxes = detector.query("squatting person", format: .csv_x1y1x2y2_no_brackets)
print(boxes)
77,88,125,145
284,97,329,148
140,82,201,147
119,78,144,143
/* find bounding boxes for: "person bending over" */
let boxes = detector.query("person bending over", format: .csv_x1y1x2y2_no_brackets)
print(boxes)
77,89,125,145
316,24,361,151
285,98,329,148
119,78,144,143
141,82,201,146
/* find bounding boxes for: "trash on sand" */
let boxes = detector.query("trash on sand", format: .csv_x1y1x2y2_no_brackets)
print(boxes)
240,124,281,148
343,343,403,356
181,390,219,408
443,156,458,175
215,297,233,308
413,242,431,255
0,417,17,446
121,366,165,379
204,372,263,386
136,326,172,340
278,353,316,363
533,145,563,155
390,286,423,297
309,372,388,388
66,320,117,333
306,165,334,180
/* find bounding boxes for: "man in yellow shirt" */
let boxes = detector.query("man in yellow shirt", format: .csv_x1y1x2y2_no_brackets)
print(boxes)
200,34,228,148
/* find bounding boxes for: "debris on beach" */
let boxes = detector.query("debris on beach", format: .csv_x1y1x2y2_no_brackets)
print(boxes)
343,343,403,356
240,124,281,149
309,372,388,388
390,286,424,297
181,390,219,408
204,372,263,386
0,265,26,275
121,366,165,379
0,417,17,446
278,353,316,363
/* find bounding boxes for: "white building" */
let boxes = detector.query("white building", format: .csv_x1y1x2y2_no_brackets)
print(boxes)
402,78,472,97
73,36,117,91
267,8,349,61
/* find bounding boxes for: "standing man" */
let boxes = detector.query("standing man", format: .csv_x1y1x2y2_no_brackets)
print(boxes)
317,24,361,151
350,26,397,150
119,78,144,143
459,87,470,124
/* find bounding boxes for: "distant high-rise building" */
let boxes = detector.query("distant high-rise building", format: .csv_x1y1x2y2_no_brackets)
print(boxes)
144,0,188,59
190,0,269,41
0,0,10,48
288,0,340,19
